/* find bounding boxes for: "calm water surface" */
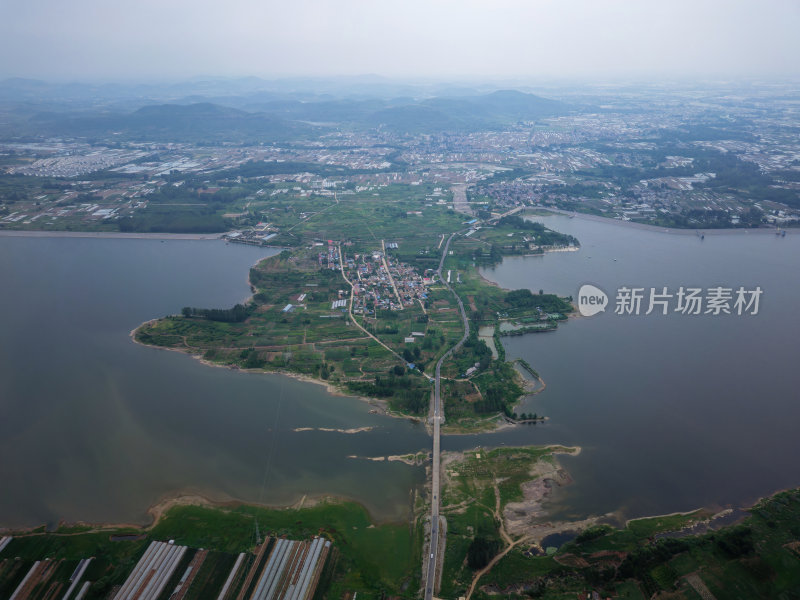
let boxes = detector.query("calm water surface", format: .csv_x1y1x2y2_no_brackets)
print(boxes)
3,221,799,530
0,237,427,528
473,216,800,521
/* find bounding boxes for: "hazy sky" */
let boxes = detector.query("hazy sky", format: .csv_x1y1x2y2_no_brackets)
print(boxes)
2,0,799,82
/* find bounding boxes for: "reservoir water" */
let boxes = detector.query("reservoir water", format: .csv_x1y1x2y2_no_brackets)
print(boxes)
3,217,800,530
0,236,428,528
473,215,800,521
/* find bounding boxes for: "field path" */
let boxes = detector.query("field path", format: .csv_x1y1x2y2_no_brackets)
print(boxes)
337,244,407,365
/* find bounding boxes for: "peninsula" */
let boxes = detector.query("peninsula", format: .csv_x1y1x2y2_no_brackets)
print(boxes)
134,196,576,430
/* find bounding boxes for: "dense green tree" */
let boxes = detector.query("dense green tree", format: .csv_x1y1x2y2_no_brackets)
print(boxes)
467,537,500,570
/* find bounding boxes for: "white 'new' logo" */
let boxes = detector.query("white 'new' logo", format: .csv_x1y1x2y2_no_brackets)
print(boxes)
578,284,608,317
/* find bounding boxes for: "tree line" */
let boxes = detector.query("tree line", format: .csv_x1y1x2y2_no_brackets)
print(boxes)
181,303,250,322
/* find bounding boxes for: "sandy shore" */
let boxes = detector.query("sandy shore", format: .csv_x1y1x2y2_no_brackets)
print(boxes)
129,321,393,416
624,508,708,529
497,446,607,545
1,487,403,536
476,268,502,288
347,452,429,466
440,445,594,546
0,466,397,534
294,426,376,434
1,445,765,547
0,230,224,240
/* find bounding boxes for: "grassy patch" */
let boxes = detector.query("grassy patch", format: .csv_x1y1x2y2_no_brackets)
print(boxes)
440,446,576,593
1,498,421,599
150,501,420,597
626,511,706,539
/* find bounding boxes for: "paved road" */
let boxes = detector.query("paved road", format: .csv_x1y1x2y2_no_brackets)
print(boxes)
424,232,470,600
451,184,473,216
487,205,523,223
381,239,404,309
337,245,410,366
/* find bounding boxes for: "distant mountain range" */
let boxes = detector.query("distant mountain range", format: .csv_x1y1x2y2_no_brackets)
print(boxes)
367,90,568,132
12,103,314,142
0,77,574,140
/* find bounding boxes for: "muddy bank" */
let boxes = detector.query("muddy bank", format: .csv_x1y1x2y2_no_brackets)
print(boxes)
347,452,430,466
502,453,604,544
294,426,376,434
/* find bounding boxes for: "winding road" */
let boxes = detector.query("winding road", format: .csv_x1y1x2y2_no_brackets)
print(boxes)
337,244,408,365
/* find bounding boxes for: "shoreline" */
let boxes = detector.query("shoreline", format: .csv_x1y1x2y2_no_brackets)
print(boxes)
132,313,547,437
129,322,396,416
5,447,582,535
4,451,787,551
1,489,406,536
619,483,800,531
624,508,709,529
535,207,788,236
130,243,548,436
0,230,225,240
